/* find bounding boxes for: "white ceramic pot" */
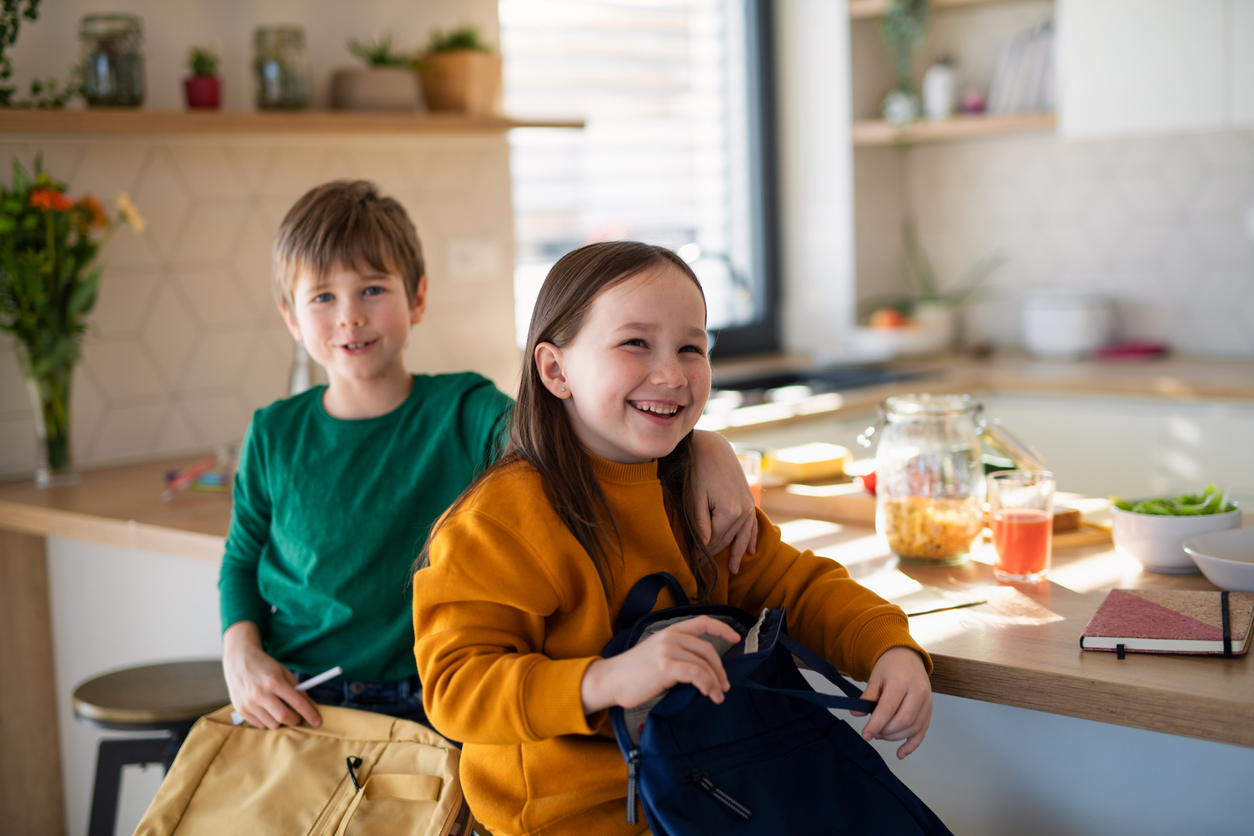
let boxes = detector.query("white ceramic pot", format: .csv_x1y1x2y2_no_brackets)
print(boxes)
1022,291,1112,359
330,67,425,111
923,62,955,121
1112,505,1241,573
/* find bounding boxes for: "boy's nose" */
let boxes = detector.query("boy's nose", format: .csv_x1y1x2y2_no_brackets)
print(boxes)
337,302,366,327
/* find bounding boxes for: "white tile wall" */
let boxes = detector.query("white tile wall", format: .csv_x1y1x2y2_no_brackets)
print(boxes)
0,134,521,480
858,130,1254,356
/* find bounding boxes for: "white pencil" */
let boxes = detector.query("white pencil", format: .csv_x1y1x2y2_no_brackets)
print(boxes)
231,665,343,725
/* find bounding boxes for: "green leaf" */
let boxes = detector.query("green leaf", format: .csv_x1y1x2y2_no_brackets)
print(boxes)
68,267,100,317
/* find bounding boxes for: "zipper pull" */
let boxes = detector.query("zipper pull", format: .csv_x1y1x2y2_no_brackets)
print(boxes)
625,747,640,824
688,769,752,821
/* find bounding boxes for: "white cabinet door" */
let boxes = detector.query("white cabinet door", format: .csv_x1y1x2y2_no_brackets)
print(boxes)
1232,0,1254,125
1058,0,1226,138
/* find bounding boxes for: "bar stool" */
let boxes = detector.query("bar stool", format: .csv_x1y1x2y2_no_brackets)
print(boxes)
73,660,229,836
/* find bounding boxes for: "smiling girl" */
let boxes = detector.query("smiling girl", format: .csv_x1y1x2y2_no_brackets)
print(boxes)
412,242,933,836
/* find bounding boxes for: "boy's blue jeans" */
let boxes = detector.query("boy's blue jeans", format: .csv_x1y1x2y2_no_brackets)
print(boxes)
292,670,461,748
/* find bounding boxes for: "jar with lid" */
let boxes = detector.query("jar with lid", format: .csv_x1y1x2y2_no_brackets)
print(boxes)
254,26,311,109
79,14,145,107
869,394,1044,565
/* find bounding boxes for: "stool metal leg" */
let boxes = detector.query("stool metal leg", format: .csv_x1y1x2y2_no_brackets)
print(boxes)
87,738,169,836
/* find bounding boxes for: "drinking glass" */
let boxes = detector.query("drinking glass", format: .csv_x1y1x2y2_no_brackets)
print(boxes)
735,448,762,506
988,470,1055,583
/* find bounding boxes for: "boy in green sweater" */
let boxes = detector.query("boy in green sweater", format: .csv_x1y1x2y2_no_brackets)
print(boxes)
219,180,758,730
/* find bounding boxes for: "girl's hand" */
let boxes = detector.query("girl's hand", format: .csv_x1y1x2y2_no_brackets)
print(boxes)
222,620,322,729
690,430,759,572
580,616,742,714
852,646,932,759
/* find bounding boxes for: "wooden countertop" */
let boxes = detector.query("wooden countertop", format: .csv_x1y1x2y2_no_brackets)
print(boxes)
703,353,1254,435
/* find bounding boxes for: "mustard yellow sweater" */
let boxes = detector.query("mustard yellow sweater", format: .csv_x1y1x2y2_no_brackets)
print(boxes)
412,456,930,836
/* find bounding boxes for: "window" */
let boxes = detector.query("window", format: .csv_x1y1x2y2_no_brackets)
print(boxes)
501,0,778,356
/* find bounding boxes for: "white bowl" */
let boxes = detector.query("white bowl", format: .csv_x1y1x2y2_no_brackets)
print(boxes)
1111,505,1241,573
1184,529,1254,591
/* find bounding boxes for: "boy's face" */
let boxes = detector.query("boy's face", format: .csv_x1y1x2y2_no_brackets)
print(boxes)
281,262,427,389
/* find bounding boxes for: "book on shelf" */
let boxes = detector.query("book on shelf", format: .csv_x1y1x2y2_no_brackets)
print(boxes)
988,19,1055,116
1080,589,1254,656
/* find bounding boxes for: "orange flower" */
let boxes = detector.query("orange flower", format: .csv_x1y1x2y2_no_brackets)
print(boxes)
76,195,109,230
29,187,74,212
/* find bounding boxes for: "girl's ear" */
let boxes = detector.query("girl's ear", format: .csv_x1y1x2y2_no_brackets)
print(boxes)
534,342,570,399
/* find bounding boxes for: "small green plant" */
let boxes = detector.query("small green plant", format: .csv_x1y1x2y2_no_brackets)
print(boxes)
880,0,930,97
427,25,491,53
188,43,219,77
858,219,1005,321
0,0,79,108
347,33,412,67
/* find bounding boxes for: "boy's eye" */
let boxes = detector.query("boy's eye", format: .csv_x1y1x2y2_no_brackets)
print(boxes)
362,286,384,296
313,292,333,303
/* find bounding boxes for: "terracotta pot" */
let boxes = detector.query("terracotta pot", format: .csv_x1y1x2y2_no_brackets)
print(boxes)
330,67,424,111
184,75,221,110
417,50,502,115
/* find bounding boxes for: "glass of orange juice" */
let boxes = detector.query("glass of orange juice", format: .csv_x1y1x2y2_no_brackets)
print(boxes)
734,447,762,506
988,470,1055,583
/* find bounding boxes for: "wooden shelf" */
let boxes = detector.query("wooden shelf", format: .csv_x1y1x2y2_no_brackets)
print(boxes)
852,112,1056,146
0,109,585,135
850,0,1034,20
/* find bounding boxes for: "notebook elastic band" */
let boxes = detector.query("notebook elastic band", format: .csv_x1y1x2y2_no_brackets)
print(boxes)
1221,590,1232,658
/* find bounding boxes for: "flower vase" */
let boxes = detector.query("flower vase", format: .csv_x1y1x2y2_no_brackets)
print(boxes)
19,346,78,488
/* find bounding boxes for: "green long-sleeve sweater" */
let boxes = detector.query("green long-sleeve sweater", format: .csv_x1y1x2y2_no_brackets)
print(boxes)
219,372,512,683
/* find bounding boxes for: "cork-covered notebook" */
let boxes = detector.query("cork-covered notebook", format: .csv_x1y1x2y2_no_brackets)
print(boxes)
1080,589,1254,656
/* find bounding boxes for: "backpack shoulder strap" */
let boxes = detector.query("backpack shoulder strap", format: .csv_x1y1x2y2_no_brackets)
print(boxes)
615,572,690,634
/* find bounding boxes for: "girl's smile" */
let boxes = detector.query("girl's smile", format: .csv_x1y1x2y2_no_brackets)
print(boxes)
536,263,711,464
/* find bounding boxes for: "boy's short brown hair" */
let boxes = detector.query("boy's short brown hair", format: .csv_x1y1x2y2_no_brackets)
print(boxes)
272,180,425,309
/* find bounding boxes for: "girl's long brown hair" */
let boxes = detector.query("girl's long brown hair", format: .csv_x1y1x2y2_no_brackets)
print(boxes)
414,241,719,603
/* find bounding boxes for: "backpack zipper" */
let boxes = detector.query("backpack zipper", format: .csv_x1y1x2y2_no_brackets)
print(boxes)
625,747,641,824
688,769,753,821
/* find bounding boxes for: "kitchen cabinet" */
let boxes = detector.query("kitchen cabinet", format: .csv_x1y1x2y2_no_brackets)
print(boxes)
1058,0,1254,137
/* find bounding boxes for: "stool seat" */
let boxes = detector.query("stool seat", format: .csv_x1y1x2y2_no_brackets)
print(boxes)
73,659,229,732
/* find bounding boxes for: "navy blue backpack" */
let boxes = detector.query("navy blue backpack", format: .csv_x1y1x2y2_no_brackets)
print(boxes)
603,573,953,836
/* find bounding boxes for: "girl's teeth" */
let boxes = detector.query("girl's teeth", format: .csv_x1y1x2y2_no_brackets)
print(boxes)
636,402,678,415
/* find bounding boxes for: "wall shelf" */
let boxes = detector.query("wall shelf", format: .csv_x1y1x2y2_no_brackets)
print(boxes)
0,109,585,135
850,0,1032,21
852,112,1055,146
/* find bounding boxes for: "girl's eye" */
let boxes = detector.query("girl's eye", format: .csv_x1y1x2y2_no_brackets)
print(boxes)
681,344,706,356
313,292,333,303
623,338,648,348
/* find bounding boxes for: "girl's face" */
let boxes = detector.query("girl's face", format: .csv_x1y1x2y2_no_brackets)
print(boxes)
536,263,711,464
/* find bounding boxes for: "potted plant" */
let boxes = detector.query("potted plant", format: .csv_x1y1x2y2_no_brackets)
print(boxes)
184,43,221,109
857,220,1005,357
331,34,423,111
0,156,144,486
879,0,930,125
416,25,501,115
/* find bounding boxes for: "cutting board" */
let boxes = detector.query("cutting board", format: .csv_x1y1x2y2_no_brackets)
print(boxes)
761,480,1114,550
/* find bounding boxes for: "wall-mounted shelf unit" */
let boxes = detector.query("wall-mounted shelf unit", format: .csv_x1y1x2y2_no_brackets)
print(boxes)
0,110,585,135
850,0,1023,20
852,112,1055,146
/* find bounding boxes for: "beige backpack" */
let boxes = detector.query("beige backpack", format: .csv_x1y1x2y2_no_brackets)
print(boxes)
134,705,472,836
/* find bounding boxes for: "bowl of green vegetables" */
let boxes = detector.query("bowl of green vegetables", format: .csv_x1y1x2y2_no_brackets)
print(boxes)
1111,486,1240,573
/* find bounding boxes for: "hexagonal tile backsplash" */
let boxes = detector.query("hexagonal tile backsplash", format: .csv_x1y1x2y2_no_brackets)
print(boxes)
857,129,1254,356
0,135,520,480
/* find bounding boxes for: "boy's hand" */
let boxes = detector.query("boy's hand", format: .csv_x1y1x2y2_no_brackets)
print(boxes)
223,621,322,729
690,430,759,572
852,646,932,759
580,616,742,714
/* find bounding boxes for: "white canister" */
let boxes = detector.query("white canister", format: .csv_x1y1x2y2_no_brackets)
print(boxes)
1021,291,1112,359
922,61,955,122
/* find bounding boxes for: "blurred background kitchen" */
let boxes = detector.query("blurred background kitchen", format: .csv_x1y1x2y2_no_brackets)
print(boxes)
2,1,1253,835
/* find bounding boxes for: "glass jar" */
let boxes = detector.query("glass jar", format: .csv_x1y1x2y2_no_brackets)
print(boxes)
871,394,1044,565
254,26,311,110
79,14,145,107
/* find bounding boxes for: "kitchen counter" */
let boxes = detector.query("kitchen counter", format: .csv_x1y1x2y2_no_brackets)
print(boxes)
1,453,1250,750
703,353,1254,435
